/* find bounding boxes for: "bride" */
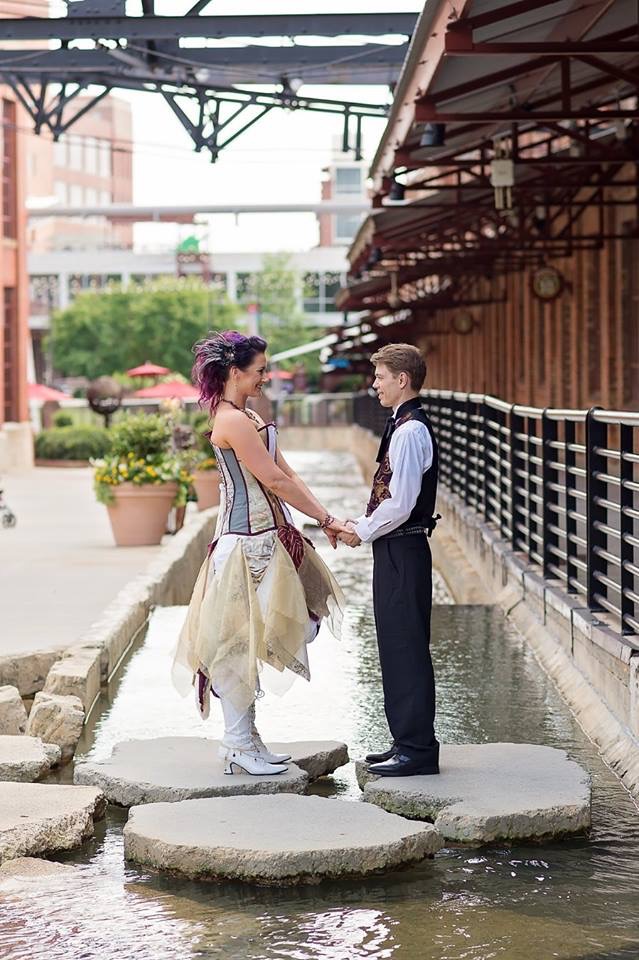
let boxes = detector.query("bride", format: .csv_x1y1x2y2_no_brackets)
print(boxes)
172,330,347,776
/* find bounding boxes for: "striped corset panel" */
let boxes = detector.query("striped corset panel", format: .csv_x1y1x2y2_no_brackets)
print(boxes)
212,423,287,536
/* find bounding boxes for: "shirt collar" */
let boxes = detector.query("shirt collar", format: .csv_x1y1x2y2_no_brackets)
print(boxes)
392,396,423,419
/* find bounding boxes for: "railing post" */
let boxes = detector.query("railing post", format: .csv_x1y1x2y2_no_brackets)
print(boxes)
620,423,633,634
564,418,579,594
462,395,471,506
586,407,606,612
511,407,524,552
542,409,559,580
481,400,490,522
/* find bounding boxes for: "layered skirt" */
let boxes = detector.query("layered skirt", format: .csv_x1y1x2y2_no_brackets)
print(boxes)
172,525,344,715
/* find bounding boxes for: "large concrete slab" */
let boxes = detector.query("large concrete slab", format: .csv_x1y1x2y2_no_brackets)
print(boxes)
74,737,314,805
0,735,61,782
357,743,591,843
0,782,106,864
124,793,444,884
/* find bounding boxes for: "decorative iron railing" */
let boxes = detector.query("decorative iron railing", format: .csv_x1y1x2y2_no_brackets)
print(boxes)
278,390,639,638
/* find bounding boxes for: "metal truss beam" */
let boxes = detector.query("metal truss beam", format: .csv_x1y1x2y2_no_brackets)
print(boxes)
0,13,417,42
2,76,111,138
0,44,408,86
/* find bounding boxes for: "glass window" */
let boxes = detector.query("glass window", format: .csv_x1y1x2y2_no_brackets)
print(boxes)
303,272,321,313
100,189,111,206
236,272,257,301
84,137,98,174
85,188,98,207
335,213,362,242
54,180,67,204
98,141,111,178
69,184,83,206
334,167,362,194
69,139,83,170
53,138,66,166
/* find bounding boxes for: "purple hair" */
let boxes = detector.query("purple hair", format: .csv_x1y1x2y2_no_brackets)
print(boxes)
192,330,268,412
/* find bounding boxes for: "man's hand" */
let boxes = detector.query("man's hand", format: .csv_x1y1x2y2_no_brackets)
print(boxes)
338,520,362,548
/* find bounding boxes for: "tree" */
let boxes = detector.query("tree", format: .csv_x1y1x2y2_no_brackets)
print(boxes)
49,278,239,381
253,253,325,386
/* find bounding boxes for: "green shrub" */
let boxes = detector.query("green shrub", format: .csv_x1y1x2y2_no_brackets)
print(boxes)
52,411,74,428
108,412,172,459
35,426,111,460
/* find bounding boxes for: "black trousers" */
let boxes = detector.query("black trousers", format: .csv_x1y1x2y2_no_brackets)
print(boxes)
372,533,439,766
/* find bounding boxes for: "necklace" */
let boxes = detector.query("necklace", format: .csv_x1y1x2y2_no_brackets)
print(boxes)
220,397,259,423
221,397,247,414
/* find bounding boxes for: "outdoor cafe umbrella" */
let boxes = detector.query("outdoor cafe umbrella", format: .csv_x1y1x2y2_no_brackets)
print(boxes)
125,361,170,378
28,383,69,402
132,380,199,400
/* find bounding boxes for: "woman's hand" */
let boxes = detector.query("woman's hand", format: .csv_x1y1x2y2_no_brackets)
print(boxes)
321,517,349,549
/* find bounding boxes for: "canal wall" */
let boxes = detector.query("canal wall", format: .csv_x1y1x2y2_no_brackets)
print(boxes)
279,425,639,801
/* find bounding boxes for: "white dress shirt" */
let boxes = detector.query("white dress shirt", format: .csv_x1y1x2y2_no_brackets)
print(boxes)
352,414,434,543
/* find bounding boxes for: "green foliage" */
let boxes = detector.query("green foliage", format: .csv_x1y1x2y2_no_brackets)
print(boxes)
35,426,111,461
253,253,323,387
49,277,239,380
108,412,172,459
52,410,74,428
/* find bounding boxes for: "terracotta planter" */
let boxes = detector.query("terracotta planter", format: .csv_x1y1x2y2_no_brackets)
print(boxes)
192,469,221,510
106,481,178,546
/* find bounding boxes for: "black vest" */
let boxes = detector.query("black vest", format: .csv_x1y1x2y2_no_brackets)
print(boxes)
366,398,439,536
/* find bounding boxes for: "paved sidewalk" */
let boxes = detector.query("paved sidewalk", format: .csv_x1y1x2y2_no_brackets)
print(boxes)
1,467,193,658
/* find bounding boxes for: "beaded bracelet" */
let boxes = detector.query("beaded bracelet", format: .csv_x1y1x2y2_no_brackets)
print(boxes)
318,514,335,530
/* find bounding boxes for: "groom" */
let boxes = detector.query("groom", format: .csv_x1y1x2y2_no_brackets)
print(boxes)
340,343,440,776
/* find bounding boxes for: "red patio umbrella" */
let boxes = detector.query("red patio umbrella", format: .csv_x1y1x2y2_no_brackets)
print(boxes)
28,383,69,402
269,370,294,379
125,361,170,377
132,380,199,400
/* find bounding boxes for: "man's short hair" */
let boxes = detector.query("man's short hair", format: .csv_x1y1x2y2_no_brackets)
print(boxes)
370,343,426,391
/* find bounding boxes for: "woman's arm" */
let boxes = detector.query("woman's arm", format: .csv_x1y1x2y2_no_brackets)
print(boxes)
219,411,344,533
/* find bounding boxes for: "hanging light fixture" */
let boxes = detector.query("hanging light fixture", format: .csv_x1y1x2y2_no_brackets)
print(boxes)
419,123,446,148
388,179,406,202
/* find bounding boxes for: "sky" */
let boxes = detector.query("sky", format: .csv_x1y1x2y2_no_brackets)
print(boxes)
82,0,425,253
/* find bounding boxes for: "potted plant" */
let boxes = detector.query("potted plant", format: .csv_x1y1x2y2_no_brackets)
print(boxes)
188,413,221,511
92,413,193,546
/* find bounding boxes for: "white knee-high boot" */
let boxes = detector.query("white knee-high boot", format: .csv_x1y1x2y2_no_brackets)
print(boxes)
218,695,288,776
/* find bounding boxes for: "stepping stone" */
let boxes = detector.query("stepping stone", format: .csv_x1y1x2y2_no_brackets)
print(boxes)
0,857,78,891
0,735,61,782
357,743,591,844
0,782,106,864
124,793,444,884
74,737,312,806
264,740,348,780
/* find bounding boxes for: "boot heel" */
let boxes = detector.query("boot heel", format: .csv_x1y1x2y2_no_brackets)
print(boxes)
224,760,236,775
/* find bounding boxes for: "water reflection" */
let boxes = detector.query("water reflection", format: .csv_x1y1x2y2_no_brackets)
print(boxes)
2,451,639,960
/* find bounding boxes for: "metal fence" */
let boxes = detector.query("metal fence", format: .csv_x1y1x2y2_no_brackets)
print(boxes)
279,390,639,638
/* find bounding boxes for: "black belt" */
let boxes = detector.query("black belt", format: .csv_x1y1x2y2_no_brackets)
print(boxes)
379,514,441,541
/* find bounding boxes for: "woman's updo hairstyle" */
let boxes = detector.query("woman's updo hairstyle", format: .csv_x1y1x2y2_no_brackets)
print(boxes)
192,330,268,412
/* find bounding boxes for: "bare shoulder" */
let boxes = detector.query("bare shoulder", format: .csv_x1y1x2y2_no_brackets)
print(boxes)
210,406,251,447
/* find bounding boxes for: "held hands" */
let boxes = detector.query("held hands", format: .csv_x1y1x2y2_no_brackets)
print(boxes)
319,516,361,549
338,520,362,548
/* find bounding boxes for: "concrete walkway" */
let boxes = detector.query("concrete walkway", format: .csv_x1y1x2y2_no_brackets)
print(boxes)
0,467,187,659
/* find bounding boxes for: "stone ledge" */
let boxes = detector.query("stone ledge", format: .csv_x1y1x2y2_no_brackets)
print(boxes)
0,735,61,782
0,782,106,864
123,793,443,884
357,743,591,844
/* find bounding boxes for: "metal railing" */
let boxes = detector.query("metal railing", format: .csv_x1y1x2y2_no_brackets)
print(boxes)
278,390,639,639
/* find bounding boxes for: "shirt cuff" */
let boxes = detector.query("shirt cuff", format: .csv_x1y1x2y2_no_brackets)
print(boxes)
351,515,372,543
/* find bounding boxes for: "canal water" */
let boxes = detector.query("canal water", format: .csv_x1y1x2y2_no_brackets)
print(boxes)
2,451,639,960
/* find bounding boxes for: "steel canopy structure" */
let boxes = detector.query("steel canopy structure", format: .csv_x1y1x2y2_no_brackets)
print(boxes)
333,0,639,363
0,5,416,161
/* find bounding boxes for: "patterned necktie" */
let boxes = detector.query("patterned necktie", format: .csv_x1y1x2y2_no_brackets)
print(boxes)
375,414,396,463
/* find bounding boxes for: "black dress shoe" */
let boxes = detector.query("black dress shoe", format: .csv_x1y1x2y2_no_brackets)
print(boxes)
367,753,440,777
365,745,396,764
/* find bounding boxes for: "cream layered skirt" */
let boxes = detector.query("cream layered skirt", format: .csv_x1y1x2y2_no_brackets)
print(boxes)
172,528,344,714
